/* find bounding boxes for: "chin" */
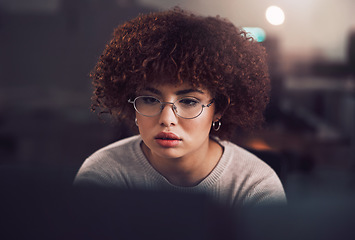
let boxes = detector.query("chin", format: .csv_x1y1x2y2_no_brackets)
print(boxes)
154,148,184,160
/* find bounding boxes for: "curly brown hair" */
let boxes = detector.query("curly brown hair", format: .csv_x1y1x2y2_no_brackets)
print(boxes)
90,8,270,140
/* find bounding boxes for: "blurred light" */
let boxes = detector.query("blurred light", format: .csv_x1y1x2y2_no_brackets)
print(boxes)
246,138,273,151
242,27,266,42
266,6,285,26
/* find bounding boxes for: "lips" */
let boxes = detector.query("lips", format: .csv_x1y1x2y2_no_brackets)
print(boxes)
155,132,181,141
154,132,181,147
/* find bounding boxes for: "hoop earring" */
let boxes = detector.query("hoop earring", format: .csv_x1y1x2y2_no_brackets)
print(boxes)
135,118,138,127
212,120,221,131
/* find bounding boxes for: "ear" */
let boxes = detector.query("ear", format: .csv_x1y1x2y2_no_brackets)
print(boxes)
213,96,230,122
213,113,222,122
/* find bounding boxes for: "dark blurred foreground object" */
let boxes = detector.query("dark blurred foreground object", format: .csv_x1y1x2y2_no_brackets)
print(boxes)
1,166,355,240
348,30,355,75
1,188,236,240
0,165,236,240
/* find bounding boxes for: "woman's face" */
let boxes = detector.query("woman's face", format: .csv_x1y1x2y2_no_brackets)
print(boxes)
135,82,220,160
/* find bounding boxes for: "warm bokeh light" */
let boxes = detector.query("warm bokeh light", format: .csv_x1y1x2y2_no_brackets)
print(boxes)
266,6,285,26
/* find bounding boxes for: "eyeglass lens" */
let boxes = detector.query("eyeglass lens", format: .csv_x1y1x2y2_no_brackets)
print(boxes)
134,96,204,119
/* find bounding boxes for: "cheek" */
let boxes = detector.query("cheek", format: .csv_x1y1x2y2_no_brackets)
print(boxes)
184,116,213,135
136,115,151,134
136,116,147,126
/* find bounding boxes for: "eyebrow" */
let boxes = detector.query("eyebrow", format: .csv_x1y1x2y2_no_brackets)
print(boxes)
144,87,205,96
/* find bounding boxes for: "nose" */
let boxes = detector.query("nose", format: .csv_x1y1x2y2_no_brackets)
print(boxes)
158,103,178,127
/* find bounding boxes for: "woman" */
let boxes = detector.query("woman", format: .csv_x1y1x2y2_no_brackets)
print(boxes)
74,8,286,206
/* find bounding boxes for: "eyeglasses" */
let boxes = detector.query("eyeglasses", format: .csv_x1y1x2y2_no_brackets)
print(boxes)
128,96,214,119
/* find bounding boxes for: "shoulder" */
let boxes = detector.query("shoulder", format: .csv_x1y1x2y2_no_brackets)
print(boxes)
74,135,143,187
82,135,142,167
94,135,141,156
218,140,287,205
220,140,275,175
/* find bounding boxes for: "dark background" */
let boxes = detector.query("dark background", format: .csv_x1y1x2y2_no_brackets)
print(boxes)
0,1,150,178
0,0,354,212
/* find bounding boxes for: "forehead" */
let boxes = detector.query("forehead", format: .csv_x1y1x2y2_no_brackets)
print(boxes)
140,82,211,96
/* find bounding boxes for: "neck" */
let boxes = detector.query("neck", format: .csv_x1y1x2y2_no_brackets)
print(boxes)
141,138,223,187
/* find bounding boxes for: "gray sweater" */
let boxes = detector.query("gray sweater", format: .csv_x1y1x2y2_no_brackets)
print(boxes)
74,135,286,206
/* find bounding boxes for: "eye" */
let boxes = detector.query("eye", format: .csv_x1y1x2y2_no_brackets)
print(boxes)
178,98,200,107
141,96,160,105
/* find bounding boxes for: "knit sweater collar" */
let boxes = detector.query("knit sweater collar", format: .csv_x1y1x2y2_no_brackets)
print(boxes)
131,135,233,192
